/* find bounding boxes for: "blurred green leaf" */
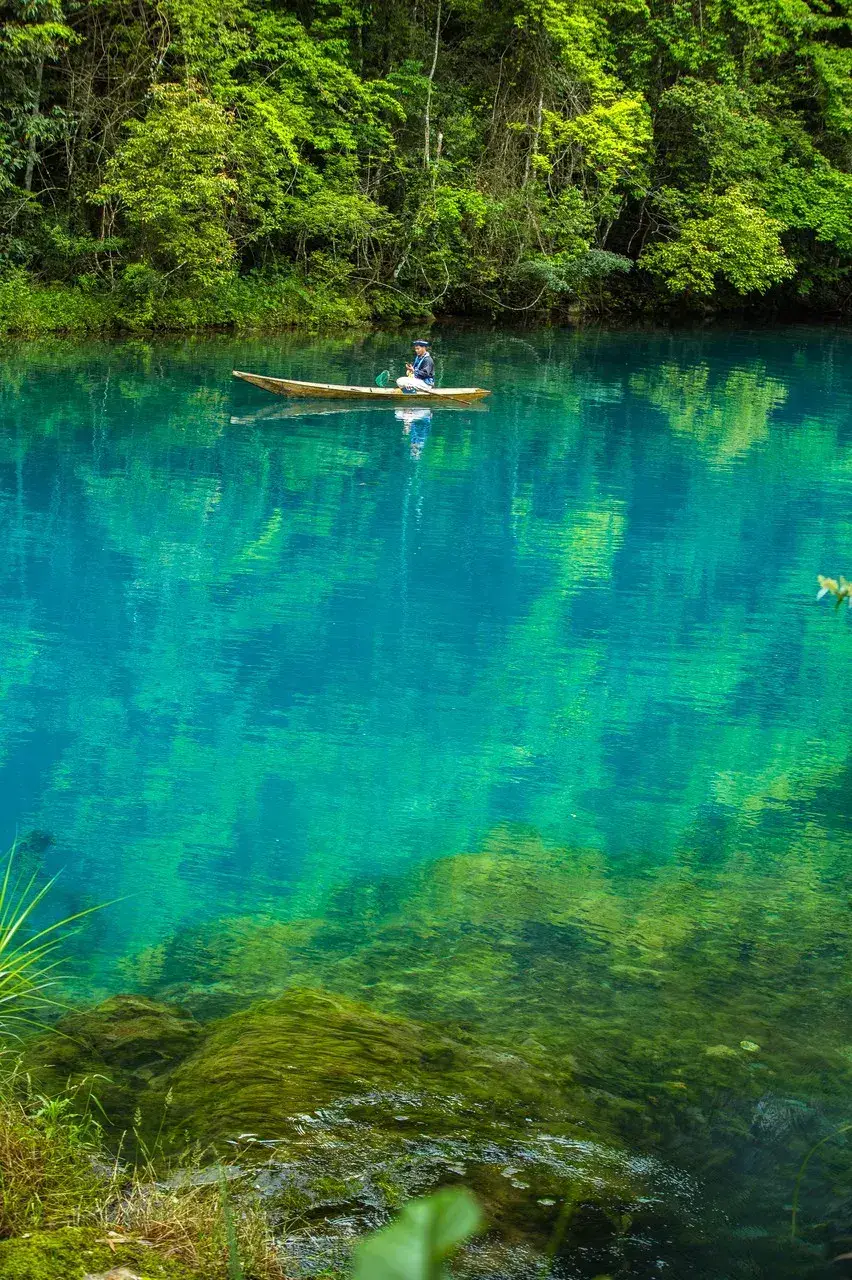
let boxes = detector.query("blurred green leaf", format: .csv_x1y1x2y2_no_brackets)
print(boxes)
353,1188,484,1280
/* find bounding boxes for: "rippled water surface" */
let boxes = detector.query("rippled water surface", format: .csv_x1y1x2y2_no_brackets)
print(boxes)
2,326,852,1271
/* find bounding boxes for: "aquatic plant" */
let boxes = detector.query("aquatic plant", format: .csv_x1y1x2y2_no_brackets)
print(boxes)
816,575,852,609
352,1188,484,1280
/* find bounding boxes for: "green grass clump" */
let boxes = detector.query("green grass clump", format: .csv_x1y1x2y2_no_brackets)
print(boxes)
0,846,103,1037
0,1071,286,1279
0,1074,105,1236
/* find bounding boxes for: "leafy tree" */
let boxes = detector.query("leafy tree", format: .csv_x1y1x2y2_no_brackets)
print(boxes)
94,85,240,289
0,0,74,257
641,188,795,297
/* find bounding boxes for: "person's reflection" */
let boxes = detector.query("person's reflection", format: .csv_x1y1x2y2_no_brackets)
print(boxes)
395,406,432,458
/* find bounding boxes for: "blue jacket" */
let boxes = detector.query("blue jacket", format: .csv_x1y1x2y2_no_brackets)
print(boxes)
412,352,435,385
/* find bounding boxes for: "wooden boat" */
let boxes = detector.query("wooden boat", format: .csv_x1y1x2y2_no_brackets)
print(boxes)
233,371,490,402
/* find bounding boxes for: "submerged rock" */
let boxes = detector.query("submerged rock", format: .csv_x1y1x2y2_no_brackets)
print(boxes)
18,986,711,1274
162,986,567,1139
22,996,202,1130
150,988,708,1275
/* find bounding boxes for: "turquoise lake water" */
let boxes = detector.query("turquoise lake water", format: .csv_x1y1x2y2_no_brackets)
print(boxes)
2,326,852,1271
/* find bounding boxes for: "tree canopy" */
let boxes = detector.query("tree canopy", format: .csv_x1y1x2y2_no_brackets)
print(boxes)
0,0,850,326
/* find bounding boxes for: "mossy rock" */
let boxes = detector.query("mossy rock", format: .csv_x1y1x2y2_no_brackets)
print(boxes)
21,997,202,1130
162,986,568,1143
51,997,202,1072
0,1227,201,1280
5,988,709,1271
153,988,704,1266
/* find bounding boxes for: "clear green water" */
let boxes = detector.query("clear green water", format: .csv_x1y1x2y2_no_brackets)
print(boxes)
2,327,852,1269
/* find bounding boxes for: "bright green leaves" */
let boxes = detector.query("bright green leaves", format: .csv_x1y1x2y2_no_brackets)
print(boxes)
148,0,405,282
524,247,632,293
725,0,817,55
296,189,394,249
93,65,399,293
655,78,784,189
1,0,851,316
353,1189,484,1280
641,188,795,296
642,70,852,305
94,86,240,290
513,0,613,88
806,44,852,137
163,0,253,87
560,94,652,196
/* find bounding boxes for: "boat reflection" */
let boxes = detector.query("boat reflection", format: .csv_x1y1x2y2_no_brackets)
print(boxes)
229,399,488,426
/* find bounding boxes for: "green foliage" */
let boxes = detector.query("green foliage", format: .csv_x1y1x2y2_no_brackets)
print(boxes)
94,86,241,290
0,268,369,335
0,0,846,324
353,1189,484,1280
0,1075,106,1237
0,1,75,189
640,189,795,297
0,1063,285,1278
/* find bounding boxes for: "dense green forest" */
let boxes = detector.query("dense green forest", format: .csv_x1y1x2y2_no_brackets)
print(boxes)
0,0,850,331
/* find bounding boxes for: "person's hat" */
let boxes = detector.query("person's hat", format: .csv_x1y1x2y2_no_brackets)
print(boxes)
412,338,430,347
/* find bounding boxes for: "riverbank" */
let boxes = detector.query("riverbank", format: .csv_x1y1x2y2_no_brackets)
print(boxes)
3,266,849,340
0,270,375,339
0,978,815,1280
12,986,696,1279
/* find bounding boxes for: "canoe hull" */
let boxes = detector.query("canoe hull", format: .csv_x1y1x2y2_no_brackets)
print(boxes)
233,371,490,402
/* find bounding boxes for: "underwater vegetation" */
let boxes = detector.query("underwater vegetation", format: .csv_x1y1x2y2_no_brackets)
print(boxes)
817,576,852,610
23,987,706,1277
113,825,852,1273
131,827,852,1102
0,829,850,1274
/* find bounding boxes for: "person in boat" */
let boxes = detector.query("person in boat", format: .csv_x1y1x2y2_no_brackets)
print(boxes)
397,340,435,393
